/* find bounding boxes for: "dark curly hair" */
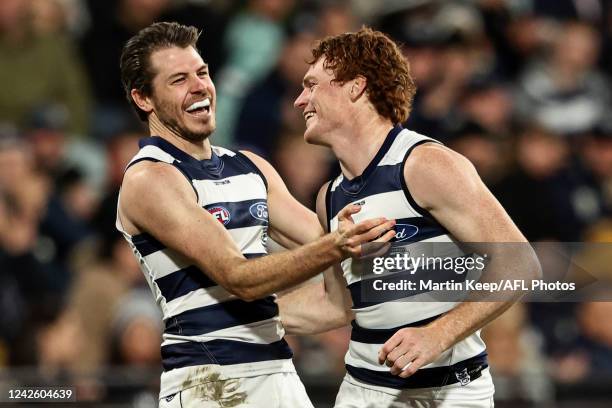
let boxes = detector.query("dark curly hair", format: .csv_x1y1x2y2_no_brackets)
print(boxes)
310,27,416,124
120,22,200,121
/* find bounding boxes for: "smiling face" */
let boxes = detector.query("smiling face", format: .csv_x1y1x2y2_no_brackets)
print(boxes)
143,46,216,141
294,58,352,146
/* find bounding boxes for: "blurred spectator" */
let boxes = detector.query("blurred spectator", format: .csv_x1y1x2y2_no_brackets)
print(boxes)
556,297,612,382
92,131,141,244
214,0,295,146
79,0,172,140
63,232,144,373
515,20,611,136
459,79,514,137
0,0,92,136
493,125,601,241
315,1,357,37
447,121,509,185
273,132,332,208
24,105,69,175
110,289,162,368
532,0,606,23
234,29,316,157
482,303,553,404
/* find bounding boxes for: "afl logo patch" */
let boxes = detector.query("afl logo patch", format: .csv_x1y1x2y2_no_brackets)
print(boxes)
394,224,418,242
208,206,231,225
249,202,268,222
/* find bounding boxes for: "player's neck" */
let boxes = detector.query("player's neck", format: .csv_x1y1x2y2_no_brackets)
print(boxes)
333,115,394,180
148,116,212,160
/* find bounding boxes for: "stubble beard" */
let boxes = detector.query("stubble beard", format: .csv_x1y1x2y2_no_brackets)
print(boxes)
155,98,215,142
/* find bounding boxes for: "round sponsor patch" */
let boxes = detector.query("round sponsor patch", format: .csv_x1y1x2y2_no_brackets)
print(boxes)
249,202,268,222
208,206,231,225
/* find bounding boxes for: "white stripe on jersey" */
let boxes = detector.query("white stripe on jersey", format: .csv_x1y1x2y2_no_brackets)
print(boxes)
193,174,266,205
130,145,175,164
346,341,454,370
227,225,268,254
161,316,285,346
165,286,236,318
142,248,191,279
354,301,456,329
329,190,420,231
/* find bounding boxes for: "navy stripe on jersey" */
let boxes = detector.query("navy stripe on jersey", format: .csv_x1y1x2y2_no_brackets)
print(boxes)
390,217,448,243
328,165,402,219
346,352,488,389
164,296,279,336
350,314,441,344
340,125,403,195
204,199,268,230
132,232,165,256
140,137,262,182
348,261,469,309
155,265,217,302
161,339,292,371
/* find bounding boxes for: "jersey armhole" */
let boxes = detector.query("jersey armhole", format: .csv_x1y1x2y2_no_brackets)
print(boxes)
400,140,441,222
235,151,269,191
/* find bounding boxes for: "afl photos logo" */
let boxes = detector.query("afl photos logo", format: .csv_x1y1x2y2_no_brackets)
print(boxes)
208,206,231,225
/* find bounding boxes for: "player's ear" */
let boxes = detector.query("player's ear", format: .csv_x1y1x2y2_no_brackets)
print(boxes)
349,75,367,101
131,89,154,116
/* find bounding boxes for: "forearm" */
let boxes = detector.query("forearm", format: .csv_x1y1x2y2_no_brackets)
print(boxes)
427,246,539,351
427,301,512,351
218,233,343,301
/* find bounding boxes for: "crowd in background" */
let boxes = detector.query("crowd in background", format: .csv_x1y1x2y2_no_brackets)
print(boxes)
1,0,612,406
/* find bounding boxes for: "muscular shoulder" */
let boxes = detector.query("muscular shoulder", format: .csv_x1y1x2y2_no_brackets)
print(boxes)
119,161,196,232
122,160,193,199
404,143,480,211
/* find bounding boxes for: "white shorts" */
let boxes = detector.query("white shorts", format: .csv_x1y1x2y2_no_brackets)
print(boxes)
158,372,314,408
334,369,494,408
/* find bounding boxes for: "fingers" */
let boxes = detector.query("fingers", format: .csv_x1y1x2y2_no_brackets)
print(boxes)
373,229,397,243
337,204,362,222
348,218,395,240
389,351,419,376
398,357,425,378
350,217,389,234
378,331,403,364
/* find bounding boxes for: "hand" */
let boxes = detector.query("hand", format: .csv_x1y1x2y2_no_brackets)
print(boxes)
334,204,396,258
378,326,446,378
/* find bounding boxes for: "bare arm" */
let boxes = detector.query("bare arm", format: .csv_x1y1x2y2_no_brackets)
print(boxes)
241,152,393,334
379,143,540,377
241,151,322,248
118,160,392,302
277,182,363,335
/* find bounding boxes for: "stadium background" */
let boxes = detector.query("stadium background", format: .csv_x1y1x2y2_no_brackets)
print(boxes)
1,0,611,406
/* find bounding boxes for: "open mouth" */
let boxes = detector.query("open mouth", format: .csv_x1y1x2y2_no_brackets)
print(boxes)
185,98,211,116
304,111,315,121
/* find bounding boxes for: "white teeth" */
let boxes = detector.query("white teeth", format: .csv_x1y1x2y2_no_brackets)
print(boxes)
186,98,211,112
304,112,315,120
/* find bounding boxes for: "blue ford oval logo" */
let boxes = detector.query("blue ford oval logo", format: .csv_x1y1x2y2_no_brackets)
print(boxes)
249,202,268,222
394,224,418,242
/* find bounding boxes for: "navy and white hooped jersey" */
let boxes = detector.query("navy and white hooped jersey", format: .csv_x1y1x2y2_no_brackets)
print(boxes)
327,126,492,396
116,136,294,398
